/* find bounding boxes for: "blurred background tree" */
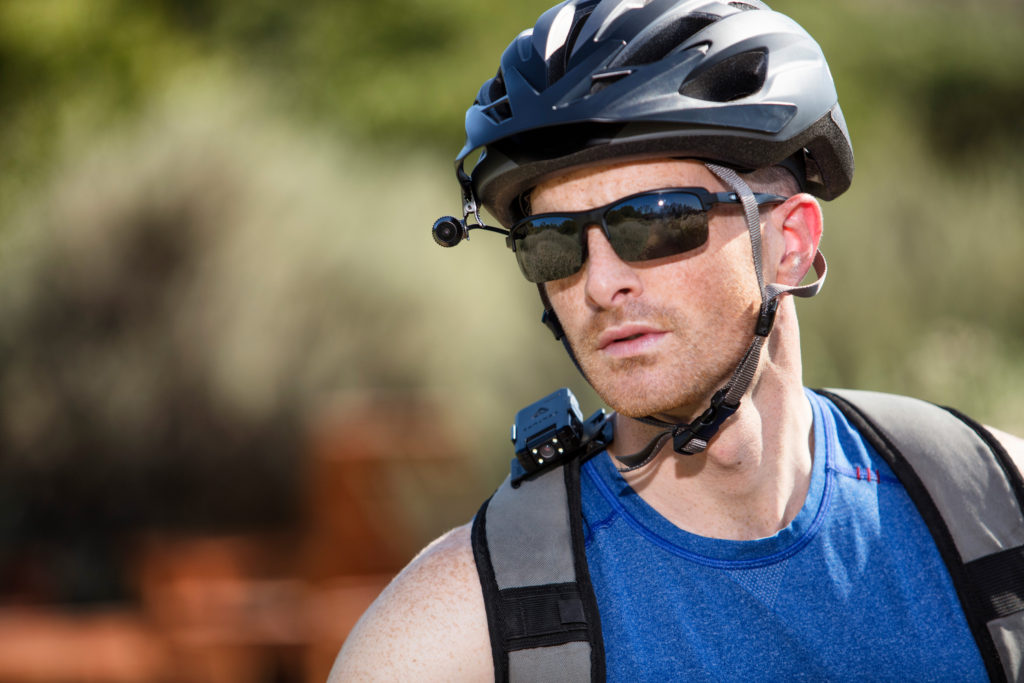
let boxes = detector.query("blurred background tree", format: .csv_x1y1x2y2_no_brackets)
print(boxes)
0,0,1022,609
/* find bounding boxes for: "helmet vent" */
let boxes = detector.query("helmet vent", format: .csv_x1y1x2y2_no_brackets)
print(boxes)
548,6,596,86
487,69,508,104
482,69,513,123
482,96,513,124
728,2,760,11
609,14,717,69
678,48,767,102
589,68,633,95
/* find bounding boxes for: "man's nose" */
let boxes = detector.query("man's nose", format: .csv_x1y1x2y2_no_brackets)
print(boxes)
582,225,643,309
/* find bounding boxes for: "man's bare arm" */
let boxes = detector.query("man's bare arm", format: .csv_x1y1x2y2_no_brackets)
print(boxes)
327,523,493,682
988,425,1024,482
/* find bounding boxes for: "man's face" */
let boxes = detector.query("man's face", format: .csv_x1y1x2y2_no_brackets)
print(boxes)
534,158,764,421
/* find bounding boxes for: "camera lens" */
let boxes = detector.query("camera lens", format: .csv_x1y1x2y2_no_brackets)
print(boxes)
432,216,464,247
437,222,456,242
539,443,556,460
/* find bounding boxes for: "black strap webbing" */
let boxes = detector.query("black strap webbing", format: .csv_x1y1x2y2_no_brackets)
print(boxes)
498,582,589,648
965,546,1024,624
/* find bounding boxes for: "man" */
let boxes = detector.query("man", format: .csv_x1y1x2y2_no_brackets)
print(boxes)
331,0,1024,680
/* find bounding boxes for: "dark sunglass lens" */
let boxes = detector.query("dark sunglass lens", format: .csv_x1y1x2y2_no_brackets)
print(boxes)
605,192,708,262
513,216,584,283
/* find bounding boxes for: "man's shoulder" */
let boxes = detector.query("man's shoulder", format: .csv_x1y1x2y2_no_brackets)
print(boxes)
985,425,1024,480
328,523,493,682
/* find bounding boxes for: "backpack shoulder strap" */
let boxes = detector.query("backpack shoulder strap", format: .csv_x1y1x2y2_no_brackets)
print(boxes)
819,388,1024,682
470,456,605,682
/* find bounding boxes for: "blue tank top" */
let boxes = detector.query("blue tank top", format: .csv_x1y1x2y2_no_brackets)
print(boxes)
579,389,987,681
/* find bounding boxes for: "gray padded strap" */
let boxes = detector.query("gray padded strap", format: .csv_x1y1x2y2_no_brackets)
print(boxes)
990,612,1024,682
487,467,577,587
827,389,1024,562
509,642,591,683
484,465,595,681
825,388,1024,682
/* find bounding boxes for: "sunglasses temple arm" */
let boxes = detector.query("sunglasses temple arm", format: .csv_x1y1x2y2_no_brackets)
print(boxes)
467,223,510,237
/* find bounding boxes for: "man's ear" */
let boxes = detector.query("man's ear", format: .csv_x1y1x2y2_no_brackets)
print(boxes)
767,193,823,287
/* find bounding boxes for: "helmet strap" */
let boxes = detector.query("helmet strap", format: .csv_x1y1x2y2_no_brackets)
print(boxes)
617,163,826,470
538,284,594,384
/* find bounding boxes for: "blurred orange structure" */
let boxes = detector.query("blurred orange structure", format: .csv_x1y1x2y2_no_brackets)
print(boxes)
0,395,481,682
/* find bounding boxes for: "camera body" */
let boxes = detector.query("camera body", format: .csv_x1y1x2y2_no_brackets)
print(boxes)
511,388,586,474
432,216,467,247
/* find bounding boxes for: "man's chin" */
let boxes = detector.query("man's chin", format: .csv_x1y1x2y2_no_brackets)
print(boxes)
614,403,698,421
594,386,701,421
580,356,720,419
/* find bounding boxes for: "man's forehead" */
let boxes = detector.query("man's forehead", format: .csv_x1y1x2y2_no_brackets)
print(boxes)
530,158,724,214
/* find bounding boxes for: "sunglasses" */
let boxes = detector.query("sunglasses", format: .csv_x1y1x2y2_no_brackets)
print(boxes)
506,187,787,283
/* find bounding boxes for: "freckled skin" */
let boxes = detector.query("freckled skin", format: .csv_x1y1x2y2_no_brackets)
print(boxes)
537,159,765,421
328,524,493,682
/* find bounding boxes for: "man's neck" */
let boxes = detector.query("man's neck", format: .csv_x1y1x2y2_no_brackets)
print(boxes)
605,319,815,541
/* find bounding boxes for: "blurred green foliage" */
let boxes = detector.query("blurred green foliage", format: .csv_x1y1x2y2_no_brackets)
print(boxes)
0,0,1022,555
3,0,1021,177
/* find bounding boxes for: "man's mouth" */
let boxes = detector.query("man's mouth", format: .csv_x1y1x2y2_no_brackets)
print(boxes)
597,325,667,356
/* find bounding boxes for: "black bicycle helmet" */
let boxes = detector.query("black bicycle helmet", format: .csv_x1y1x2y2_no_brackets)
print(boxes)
456,0,854,227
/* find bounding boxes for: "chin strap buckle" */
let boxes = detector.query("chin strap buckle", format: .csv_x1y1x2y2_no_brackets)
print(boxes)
672,388,741,454
755,298,779,338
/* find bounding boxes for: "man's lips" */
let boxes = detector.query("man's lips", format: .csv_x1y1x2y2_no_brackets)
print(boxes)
597,324,668,356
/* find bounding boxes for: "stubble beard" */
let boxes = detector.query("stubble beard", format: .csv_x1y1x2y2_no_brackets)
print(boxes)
568,302,744,421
